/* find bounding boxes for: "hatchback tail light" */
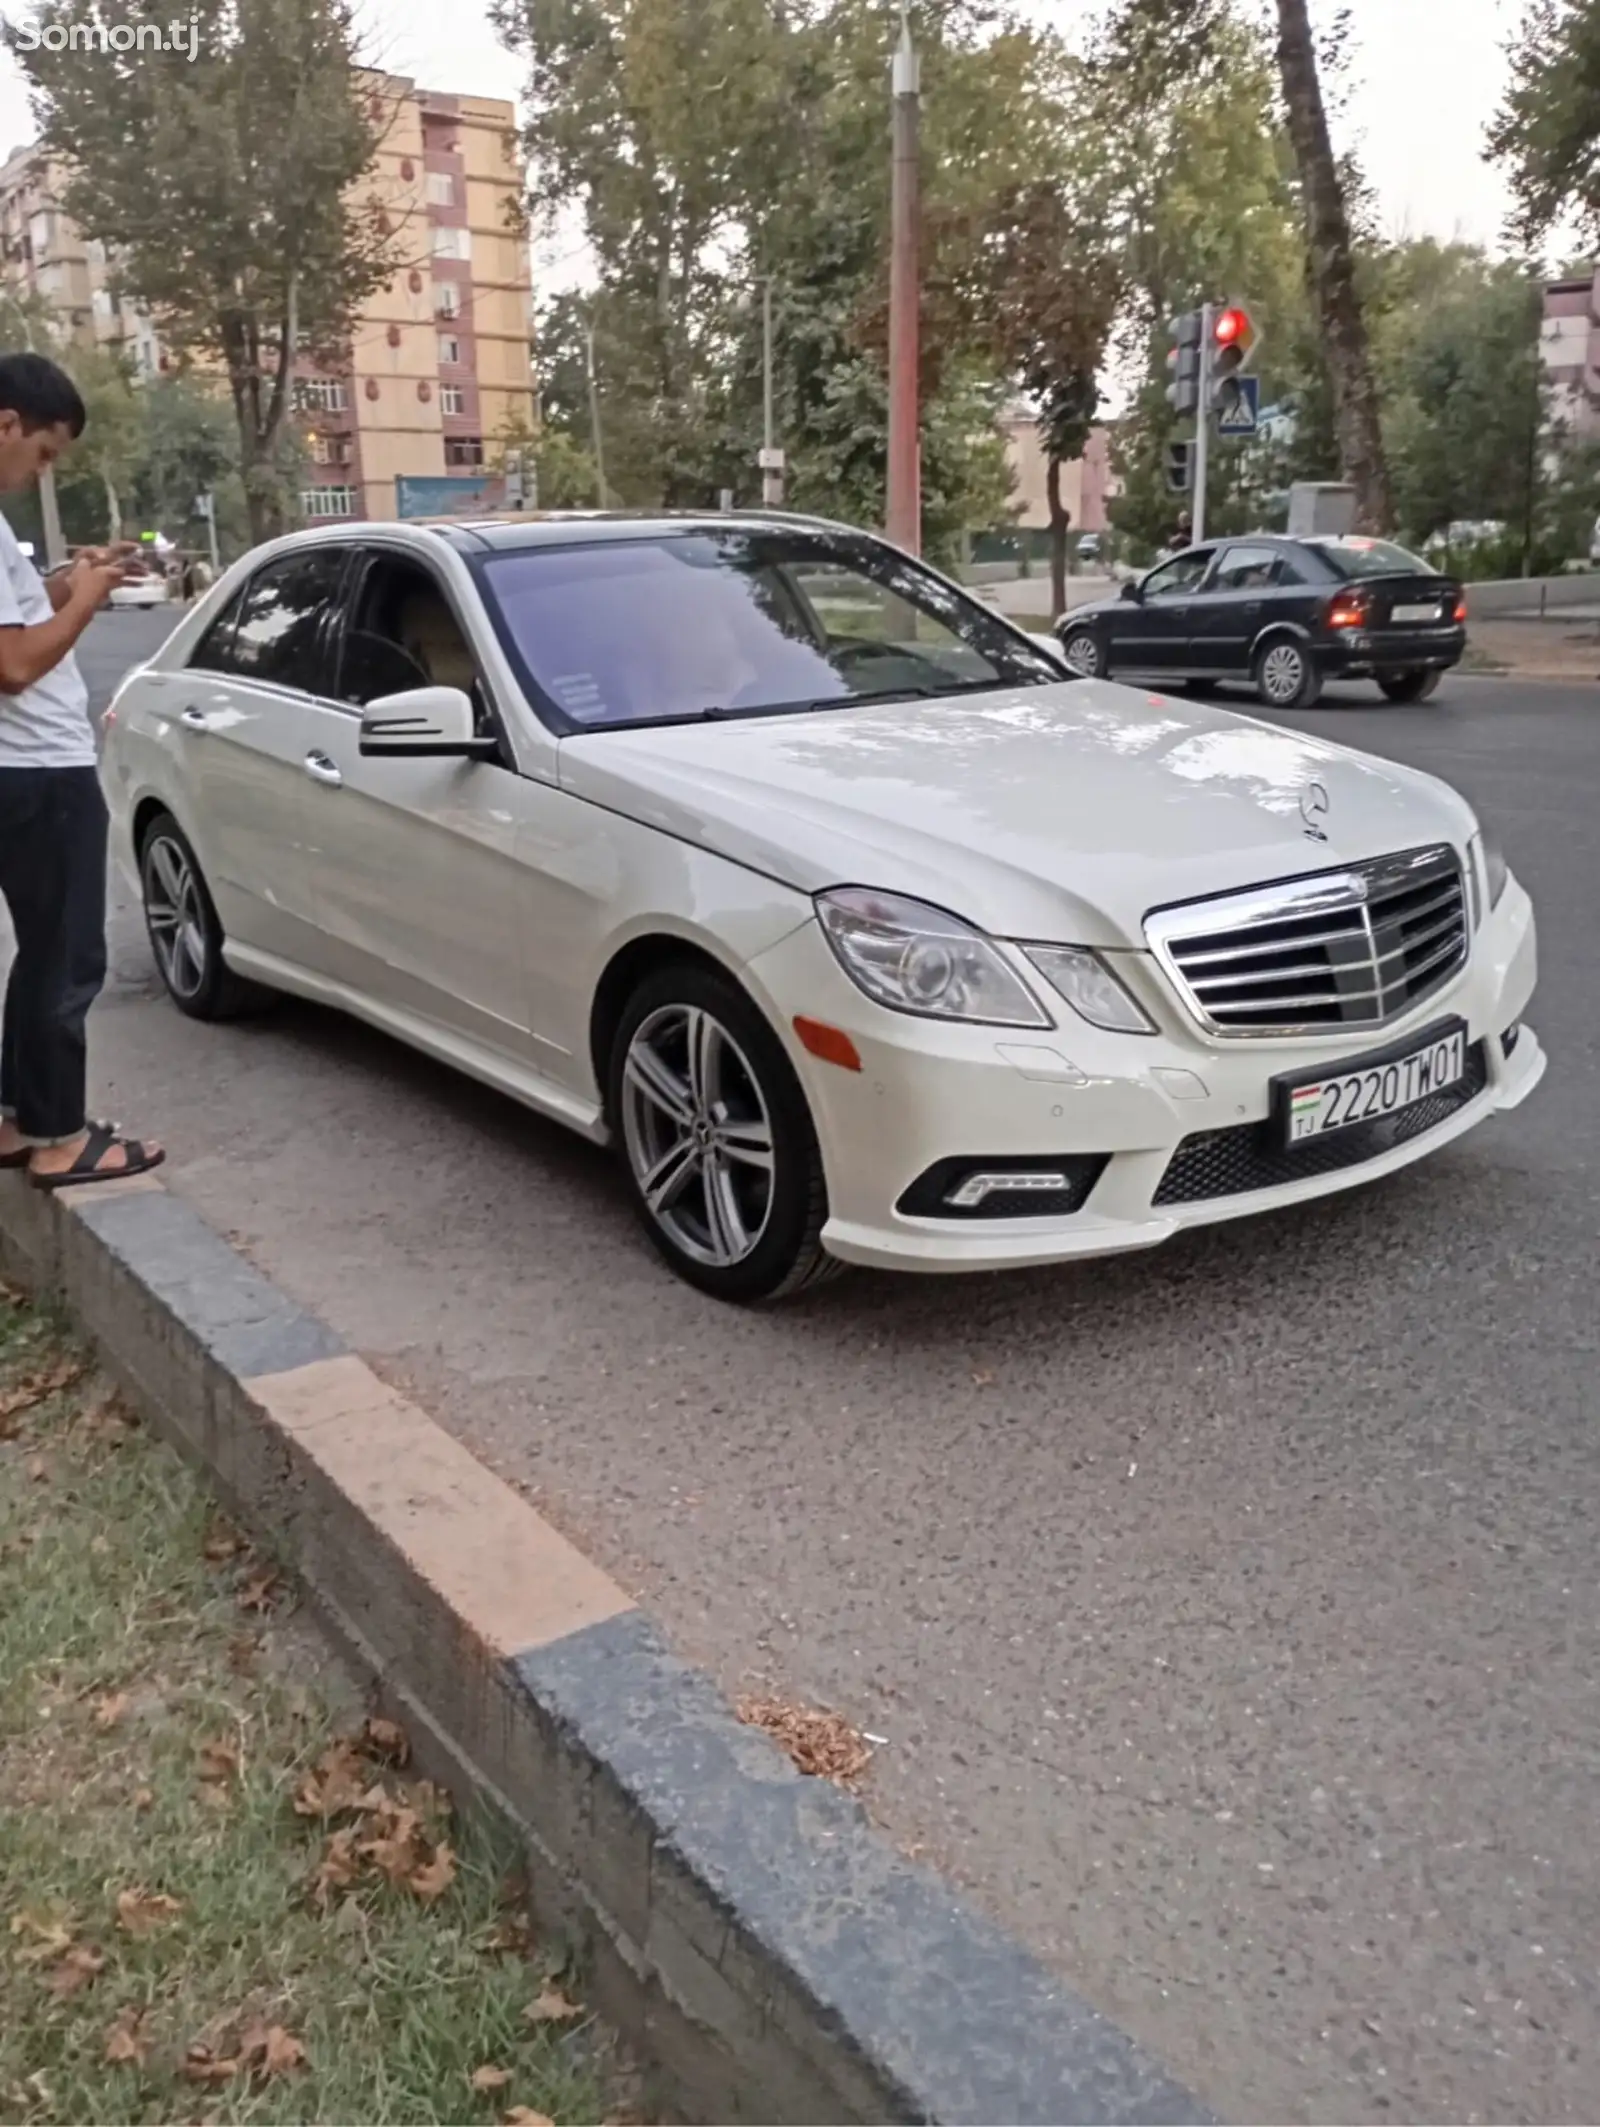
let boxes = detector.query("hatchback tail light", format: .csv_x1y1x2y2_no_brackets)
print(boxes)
1327,592,1370,629
1454,597,1468,623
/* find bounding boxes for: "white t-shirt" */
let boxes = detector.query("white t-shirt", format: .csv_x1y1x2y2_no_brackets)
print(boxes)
0,512,94,768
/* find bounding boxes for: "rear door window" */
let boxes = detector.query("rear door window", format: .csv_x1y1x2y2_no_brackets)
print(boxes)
199,551,349,694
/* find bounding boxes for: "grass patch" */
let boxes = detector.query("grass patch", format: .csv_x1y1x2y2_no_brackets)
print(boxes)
0,1289,618,2126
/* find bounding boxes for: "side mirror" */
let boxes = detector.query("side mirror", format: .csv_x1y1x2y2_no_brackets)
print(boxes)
359,686,497,760
1119,579,1142,603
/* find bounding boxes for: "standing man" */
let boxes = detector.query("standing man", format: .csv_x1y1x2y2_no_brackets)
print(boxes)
0,351,163,1187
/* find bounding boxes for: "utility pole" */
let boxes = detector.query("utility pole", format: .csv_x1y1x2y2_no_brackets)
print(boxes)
760,278,785,508
886,2,921,554
584,315,607,509
39,464,65,569
1192,301,1215,546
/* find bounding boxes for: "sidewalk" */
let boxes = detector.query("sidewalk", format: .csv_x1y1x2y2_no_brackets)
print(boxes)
1467,618,1600,682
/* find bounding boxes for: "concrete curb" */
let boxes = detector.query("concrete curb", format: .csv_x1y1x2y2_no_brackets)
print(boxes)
0,1170,1213,2126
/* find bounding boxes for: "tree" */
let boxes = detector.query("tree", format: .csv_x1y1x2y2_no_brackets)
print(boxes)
1488,0,1600,247
58,345,142,539
12,0,398,542
1273,0,1392,530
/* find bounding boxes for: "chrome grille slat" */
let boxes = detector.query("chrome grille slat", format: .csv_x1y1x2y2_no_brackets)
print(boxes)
1146,845,1470,1038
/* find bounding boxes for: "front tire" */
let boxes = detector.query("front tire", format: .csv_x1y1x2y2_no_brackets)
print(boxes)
1254,636,1324,711
138,811,273,1022
1379,668,1443,703
608,962,841,1303
1058,625,1105,678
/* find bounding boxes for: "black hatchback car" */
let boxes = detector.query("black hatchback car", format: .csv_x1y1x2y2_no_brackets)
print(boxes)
1056,534,1467,709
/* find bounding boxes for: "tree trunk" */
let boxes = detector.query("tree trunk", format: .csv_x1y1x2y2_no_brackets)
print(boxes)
1046,456,1071,622
1274,0,1393,533
100,471,121,542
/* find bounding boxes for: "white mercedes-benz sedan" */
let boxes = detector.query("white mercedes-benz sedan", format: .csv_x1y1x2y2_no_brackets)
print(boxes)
99,512,1544,1301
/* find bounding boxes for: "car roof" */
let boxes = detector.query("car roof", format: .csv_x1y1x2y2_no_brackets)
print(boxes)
320,508,861,555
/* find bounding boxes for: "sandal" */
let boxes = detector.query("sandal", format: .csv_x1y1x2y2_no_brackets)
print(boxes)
2,1119,116,1172
29,1124,166,1192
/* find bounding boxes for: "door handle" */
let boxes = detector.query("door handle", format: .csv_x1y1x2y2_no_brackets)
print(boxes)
179,705,213,731
303,751,343,788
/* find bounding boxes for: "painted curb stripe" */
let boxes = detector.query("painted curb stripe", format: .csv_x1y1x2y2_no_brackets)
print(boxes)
0,1171,1215,2126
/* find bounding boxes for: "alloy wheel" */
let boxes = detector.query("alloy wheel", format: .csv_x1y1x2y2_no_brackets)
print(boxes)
1062,630,1102,677
620,1004,776,1269
143,832,209,1002
1260,643,1306,705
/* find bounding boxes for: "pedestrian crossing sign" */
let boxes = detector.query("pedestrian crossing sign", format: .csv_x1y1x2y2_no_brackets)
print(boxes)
1215,375,1261,437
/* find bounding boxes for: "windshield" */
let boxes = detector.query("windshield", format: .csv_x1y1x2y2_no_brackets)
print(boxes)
1311,537,1432,580
476,528,1064,730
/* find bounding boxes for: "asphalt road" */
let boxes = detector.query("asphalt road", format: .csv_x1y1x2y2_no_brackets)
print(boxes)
60,618,1600,2122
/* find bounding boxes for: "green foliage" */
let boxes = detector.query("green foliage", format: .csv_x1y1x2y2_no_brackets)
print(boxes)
11,0,397,539
1489,0,1600,248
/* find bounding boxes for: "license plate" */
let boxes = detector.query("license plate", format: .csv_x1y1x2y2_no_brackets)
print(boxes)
1391,602,1441,623
1277,1024,1467,1146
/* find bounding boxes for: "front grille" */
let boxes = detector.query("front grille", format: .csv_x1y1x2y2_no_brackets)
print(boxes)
1147,845,1468,1038
1153,1040,1489,1206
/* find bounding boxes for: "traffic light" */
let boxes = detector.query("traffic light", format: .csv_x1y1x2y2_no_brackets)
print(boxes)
1209,305,1258,407
1166,312,1203,416
1165,440,1194,494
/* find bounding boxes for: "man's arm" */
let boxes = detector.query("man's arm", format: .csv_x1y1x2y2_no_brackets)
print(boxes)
0,560,124,694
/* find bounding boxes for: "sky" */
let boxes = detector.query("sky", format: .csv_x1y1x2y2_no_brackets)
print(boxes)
0,0,1537,285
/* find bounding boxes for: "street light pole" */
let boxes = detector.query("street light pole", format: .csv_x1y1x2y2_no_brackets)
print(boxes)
886,2,921,554
761,277,784,508
39,464,65,569
584,315,608,508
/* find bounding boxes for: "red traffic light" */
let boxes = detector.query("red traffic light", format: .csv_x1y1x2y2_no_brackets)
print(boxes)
1213,306,1250,348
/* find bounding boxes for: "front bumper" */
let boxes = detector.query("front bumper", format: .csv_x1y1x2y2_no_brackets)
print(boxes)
744,877,1542,1274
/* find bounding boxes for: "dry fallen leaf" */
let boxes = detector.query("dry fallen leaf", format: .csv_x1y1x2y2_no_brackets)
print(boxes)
10,1909,74,1964
236,1570,281,1614
360,1806,422,1888
293,1740,384,1819
523,1983,581,2025
181,2044,239,2086
103,2004,151,2066
239,2020,307,2078
407,1840,457,1903
115,1887,183,1938
481,1913,534,1956
132,1786,155,1813
362,1715,409,1765
197,1738,240,1785
735,1695,874,1787
502,2112,554,2127
226,1634,259,1677
201,1518,246,1563
470,2064,512,2093
26,1454,49,1483
47,1943,105,1997
0,1355,86,1425
93,1692,129,1731
311,1826,362,1904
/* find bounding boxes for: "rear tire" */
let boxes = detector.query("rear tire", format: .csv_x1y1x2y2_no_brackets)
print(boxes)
1379,668,1443,704
137,811,274,1022
1254,636,1324,711
607,961,843,1303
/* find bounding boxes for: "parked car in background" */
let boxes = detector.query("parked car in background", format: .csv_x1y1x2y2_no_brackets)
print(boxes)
100,512,1538,1302
1057,534,1467,708
110,560,171,609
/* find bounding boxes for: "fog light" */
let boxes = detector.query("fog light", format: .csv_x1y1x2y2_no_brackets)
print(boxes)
896,1154,1109,1219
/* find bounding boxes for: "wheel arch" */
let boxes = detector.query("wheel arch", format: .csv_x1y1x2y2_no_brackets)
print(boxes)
589,929,759,1111
1248,617,1316,665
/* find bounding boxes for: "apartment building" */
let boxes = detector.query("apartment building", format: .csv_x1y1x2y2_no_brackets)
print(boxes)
1,71,535,525
296,74,536,523
1541,270,1600,439
1000,405,1117,536
0,143,161,374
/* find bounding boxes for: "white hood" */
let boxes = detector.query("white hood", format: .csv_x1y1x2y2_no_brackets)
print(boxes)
556,679,1478,948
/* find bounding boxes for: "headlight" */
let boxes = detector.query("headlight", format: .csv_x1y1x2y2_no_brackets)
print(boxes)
1469,831,1509,917
1021,944,1156,1034
815,888,1050,1026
